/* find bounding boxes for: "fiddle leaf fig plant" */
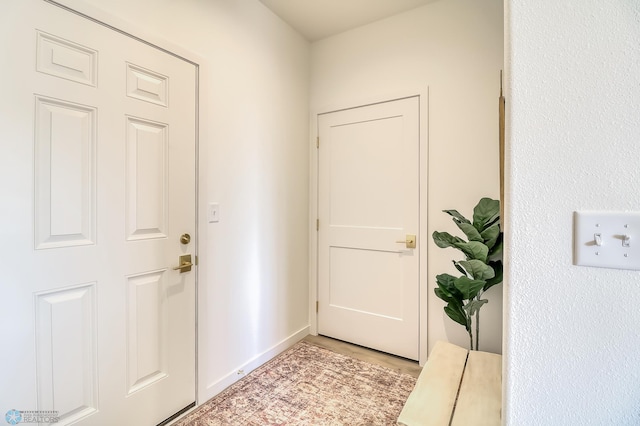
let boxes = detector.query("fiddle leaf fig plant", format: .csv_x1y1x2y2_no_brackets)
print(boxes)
432,197,503,351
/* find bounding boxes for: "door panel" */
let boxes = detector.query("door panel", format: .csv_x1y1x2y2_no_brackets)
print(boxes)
125,116,169,240
0,1,196,424
318,97,420,360
36,30,98,86
34,95,96,249
34,283,98,424
126,270,168,395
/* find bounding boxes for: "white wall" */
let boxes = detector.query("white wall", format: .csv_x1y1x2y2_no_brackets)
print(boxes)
63,0,311,402
310,0,504,355
505,0,640,424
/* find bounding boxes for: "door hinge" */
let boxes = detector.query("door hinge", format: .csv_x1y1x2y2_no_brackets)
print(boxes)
316,219,319,231
316,136,319,148
316,301,319,313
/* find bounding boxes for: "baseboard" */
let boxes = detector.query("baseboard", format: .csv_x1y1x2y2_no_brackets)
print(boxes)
199,326,310,403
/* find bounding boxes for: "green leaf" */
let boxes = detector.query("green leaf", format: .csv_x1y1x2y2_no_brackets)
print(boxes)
453,276,486,300
443,209,471,225
453,241,488,262
435,287,454,303
432,231,464,249
436,274,463,300
480,224,500,250
473,198,500,232
435,273,457,289
453,261,467,276
488,235,503,261
483,261,503,291
435,276,457,302
444,303,469,330
435,287,465,307
484,215,501,230
456,222,483,242
458,259,495,281
464,299,488,316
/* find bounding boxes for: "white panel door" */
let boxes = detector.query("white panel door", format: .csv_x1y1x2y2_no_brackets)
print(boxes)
0,1,196,425
318,97,420,360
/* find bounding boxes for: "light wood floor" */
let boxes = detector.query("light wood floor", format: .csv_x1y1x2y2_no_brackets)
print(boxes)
303,334,422,379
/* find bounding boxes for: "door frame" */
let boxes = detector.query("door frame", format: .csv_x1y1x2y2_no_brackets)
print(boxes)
309,89,430,365
45,0,209,407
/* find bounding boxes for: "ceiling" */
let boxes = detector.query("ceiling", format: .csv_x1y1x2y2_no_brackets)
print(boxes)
258,0,440,42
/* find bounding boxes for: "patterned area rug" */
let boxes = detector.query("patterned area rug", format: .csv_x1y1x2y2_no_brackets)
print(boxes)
174,341,416,425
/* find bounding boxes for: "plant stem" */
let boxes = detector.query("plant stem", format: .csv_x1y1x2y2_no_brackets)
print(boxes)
475,309,480,351
468,311,474,350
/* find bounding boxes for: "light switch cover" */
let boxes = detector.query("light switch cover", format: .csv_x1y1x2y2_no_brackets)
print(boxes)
574,211,640,270
208,203,220,223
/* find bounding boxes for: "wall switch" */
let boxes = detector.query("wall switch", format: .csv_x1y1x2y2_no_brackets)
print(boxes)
207,203,220,223
574,211,640,270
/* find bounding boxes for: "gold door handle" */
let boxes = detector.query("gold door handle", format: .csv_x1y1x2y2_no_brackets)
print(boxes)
395,235,416,249
173,254,193,272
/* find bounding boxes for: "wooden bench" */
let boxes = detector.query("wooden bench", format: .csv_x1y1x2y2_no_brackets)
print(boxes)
397,341,502,426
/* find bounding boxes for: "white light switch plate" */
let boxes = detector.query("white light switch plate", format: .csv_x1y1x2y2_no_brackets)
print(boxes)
574,211,640,270
207,203,220,223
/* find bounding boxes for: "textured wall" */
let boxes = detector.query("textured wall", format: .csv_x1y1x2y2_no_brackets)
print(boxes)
505,0,640,424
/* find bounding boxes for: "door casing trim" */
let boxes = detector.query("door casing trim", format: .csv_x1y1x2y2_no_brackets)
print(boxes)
309,88,430,365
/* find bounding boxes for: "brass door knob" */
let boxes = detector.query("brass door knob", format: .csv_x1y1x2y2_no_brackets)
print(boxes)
395,234,416,249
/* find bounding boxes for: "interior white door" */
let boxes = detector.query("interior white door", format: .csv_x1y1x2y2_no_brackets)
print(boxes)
317,97,420,360
0,1,196,424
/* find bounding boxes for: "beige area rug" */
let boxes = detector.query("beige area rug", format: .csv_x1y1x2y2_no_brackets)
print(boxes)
174,341,416,426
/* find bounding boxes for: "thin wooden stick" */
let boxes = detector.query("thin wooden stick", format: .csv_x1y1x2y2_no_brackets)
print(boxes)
499,71,505,222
